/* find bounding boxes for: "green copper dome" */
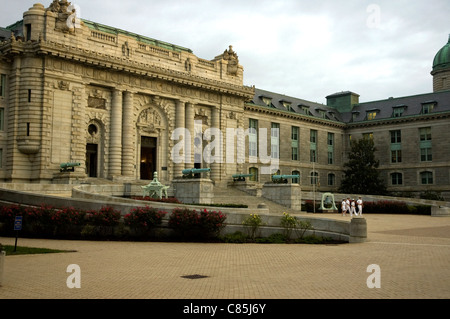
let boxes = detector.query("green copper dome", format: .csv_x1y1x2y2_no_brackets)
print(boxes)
433,34,450,72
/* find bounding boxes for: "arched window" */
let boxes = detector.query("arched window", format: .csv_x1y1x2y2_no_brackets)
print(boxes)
249,167,258,182
292,170,300,184
328,173,335,186
391,172,403,185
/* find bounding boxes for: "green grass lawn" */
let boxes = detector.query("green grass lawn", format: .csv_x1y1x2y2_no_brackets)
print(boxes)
1,245,76,256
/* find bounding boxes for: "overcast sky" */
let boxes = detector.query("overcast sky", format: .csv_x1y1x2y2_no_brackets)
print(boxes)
1,0,449,104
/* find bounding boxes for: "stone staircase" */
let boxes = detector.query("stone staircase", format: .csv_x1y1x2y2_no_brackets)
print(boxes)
212,184,303,215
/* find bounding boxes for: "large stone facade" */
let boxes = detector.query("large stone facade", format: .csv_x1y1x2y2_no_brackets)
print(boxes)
0,2,254,184
0,2,449,200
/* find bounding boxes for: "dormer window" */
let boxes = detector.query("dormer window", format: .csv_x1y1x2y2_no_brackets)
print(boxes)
351,111,360,122
260,96,272,107
281,100,293,111
315,108,328,119
421,101,436,114
392,105,405,117
299,105,310,115
366,109,379,121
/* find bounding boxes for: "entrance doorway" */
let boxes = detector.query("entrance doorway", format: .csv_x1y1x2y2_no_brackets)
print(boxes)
140,136,157,180
86,143,98,177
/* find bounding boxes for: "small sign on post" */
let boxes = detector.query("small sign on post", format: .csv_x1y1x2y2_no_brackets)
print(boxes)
14,216,22,252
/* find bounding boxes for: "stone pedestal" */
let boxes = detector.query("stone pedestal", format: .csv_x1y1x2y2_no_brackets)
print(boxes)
172,178,214,204
52,172,87,184
349,217,367,243
261,183,301,210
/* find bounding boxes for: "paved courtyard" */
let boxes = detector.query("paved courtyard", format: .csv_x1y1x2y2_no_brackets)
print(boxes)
1,213,449,300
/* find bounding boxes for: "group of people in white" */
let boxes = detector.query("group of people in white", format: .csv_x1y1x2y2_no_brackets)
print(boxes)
341,197,363,217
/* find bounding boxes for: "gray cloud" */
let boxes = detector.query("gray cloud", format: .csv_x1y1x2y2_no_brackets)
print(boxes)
1,0,448,104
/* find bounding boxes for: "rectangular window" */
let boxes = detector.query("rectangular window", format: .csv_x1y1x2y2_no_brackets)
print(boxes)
271,123,279,159
420,148,432,162
419,127,432,162
363,133,373,140
0,74,6,97
390,130,401,143
248,119,258,157
420,171,433,185
327,132,334,164
291,126,299,161
390,130,402,163
419,127,431,141
391,150,402,163
391,173,403,185
310,130,317,144
0,108,4,131
310,130,317,162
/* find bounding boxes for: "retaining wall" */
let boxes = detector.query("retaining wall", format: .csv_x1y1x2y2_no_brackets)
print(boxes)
0,183,355,242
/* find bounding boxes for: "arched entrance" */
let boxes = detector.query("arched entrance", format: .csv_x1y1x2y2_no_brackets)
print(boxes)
140,136,157,180
86,122,103,178
136,104,169,181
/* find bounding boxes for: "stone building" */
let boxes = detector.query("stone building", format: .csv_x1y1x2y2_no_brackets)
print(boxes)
1,2,449,199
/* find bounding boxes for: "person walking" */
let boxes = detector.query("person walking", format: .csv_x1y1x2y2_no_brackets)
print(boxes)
357,196,363,215
350,198,357,216
341,198,347,216
346,197,351,216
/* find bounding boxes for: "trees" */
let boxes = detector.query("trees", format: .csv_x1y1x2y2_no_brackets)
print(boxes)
339,138,387,195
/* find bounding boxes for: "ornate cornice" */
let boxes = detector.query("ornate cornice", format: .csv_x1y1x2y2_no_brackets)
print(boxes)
0,38,255,100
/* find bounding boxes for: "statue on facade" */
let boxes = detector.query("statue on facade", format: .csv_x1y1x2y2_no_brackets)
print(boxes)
222,45,239,76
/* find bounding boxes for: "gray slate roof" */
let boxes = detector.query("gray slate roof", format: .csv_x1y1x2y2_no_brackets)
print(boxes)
348,90,450,123
248,88,450,124
248,88,344,123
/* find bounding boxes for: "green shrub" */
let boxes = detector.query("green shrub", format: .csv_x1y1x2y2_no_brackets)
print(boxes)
221,231,248,243
242,213,265,241
255,233,287,243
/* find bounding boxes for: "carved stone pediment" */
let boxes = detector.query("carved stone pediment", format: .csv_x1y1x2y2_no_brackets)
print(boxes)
47,0,83,34
137,108,163,133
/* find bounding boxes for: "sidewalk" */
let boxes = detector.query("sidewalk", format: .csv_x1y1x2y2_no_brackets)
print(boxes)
0,213,449,299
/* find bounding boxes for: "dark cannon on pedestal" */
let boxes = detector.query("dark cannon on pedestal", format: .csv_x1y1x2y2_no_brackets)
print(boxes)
182,168,211,179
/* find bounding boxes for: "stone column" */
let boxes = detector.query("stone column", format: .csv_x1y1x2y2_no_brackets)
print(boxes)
109,89,123,179
174,100,185,177
210,105,221,181
185,102,195,167
122,91,134,177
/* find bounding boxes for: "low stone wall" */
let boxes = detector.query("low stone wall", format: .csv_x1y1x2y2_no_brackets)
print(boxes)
431,206,450,217
0,183,360,242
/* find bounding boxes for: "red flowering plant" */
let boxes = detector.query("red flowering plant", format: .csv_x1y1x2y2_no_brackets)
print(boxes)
199,209,226,236
168,208,226,240
24,204,57,236
123,206,167,237
85,206,121,227
52,207,87,237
